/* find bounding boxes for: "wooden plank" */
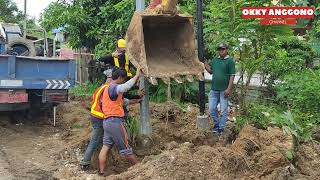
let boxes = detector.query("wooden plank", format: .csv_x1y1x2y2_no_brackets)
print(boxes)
73,48,96,84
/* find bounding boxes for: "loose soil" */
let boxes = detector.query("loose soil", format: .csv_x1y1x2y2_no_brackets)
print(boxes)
0,99,319,180
0,112,69,179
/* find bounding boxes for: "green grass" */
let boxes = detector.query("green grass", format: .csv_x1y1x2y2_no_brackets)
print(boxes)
70,81,102,97
125,116,140,146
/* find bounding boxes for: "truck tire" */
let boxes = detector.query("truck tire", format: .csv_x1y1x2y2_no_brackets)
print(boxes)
7,37,36,57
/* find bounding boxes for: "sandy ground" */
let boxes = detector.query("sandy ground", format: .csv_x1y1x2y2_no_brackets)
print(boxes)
0,112,69,179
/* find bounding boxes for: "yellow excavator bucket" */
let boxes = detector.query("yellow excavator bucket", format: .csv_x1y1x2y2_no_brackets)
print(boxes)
161,0,178,14
126,12,204,85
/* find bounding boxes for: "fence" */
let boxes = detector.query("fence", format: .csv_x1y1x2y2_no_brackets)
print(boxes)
74,49,104,85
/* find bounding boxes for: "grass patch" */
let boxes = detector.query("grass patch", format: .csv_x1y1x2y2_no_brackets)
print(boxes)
125,116,140,147
70,81,102,97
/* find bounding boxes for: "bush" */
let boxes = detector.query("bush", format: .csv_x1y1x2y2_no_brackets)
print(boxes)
149,80,206,104
271,111,313,146
235,103,282,130
276,69,320,115
261,37,315,89
235,103,315,145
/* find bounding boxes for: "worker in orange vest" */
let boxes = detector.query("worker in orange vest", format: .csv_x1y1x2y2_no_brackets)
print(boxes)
98,67,142,176
79,69,112,170
80,69,142,170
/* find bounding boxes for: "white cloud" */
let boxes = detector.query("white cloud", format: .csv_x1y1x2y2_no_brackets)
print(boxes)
12,0,55,21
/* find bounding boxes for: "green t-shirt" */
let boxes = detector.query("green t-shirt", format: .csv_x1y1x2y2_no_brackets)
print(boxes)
210,56,236,91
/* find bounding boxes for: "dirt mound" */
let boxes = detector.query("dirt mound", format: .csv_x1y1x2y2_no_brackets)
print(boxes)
108,142,248,180
132,101,222,157
51,100,320,180
56,100,92,147
230,126,296,179
232,125,294,154
296,141,320,178
108,125,320,180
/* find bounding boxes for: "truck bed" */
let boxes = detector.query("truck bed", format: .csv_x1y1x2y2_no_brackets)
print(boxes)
0,55,76,90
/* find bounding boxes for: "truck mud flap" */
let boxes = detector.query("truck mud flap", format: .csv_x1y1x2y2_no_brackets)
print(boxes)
42,90,68,104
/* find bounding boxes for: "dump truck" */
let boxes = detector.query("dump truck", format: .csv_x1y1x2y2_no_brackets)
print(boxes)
0,55,76,113
126,0,204,85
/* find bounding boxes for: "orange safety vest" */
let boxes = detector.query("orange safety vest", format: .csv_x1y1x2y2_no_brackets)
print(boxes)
102,84,124,118
90,84,108,119
113,53,132,77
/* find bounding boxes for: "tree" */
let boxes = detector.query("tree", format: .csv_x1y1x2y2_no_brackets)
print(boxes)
0,0,24,23
40,0,135,53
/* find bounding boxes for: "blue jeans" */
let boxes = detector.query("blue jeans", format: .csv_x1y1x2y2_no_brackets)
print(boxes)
208,90,228,130
80,116,103,166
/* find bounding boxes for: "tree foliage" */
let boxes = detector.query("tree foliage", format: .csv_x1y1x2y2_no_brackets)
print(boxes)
0,0,24,23
40,0,134,53
44,0,319,117
276,69,320,114
40,0,319,58
261,37,316,91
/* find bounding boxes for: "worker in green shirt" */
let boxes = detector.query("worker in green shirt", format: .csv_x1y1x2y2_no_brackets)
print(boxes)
204,43,236,135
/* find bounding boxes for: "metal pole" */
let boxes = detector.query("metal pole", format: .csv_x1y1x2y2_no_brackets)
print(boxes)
53,106,56,126
53,35,56,57
136,0,151,135
44,31,48,57
42,30,46,56
196,0,206,115
23,0,27,38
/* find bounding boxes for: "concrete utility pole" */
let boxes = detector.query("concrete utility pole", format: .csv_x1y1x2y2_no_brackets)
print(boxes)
136,0,145,12
23,0,27,38
196,0,209,130
136,0,151,135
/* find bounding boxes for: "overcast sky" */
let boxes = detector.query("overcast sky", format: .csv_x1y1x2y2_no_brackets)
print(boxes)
12,0,55,21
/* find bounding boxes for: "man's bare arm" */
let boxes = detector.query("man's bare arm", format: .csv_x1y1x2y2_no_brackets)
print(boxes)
224,75,235,97
204,62,212,74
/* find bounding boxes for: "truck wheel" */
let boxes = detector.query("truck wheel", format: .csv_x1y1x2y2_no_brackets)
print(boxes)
7,37,36,57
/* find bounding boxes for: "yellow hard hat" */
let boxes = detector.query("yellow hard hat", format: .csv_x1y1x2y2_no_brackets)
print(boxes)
117,39,126,48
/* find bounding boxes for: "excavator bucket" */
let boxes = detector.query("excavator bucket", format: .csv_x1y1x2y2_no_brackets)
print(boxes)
126,12,204,85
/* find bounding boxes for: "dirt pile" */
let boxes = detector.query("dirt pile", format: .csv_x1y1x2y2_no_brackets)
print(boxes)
231,126,294,179
108,125,297,180
52,100,320,180
108,142,248,180
108,125,320,180
295,141,320,178
56,99,92,147
133,101,223,157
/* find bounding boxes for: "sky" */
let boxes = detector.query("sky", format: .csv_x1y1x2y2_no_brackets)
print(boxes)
12,0,55,21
